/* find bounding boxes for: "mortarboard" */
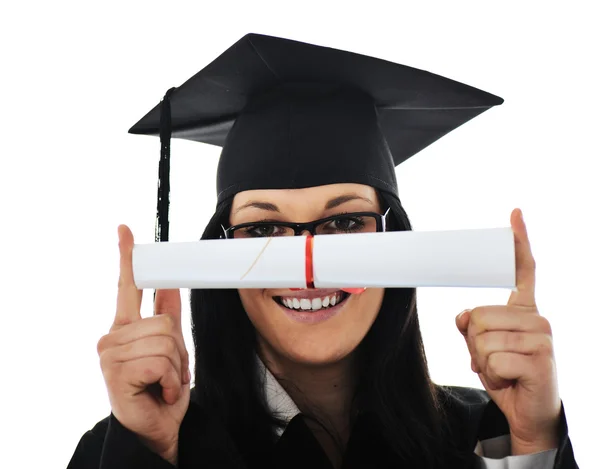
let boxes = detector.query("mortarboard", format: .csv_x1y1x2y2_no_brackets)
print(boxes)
128,33,503,243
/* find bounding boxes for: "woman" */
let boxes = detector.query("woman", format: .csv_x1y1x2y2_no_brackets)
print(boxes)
68,34,578,468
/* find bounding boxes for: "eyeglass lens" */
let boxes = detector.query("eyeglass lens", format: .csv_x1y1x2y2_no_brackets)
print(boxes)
232,214,379,238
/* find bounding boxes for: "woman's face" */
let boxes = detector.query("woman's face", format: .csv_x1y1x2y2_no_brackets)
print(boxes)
231,183,385,366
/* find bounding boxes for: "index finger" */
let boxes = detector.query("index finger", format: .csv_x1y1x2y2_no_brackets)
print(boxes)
507,209,536,308
154,289,182,324
114,225,143,326
155,288,188,378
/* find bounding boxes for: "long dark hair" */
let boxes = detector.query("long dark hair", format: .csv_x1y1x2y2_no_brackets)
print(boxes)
190,190,451,467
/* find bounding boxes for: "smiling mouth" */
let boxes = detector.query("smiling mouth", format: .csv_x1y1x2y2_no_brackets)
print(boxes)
274,291,350,312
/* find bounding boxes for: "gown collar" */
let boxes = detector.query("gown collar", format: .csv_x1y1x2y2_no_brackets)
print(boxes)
256,355,301,436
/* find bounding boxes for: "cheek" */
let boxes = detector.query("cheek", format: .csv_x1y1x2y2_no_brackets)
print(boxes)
238,289,283,342
238,289,268,322
353,288,384,331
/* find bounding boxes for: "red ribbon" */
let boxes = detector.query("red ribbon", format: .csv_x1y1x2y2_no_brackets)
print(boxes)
290,235,366,294
342,287,367,294
305,235,315,289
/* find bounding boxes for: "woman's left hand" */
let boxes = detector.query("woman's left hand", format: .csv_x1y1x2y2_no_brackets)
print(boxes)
455,208,561,455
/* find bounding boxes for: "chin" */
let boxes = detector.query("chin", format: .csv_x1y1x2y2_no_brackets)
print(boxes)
275,334,357,367
239,287,384,367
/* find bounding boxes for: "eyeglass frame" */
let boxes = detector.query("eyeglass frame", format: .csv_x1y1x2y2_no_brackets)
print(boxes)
221,208,391,239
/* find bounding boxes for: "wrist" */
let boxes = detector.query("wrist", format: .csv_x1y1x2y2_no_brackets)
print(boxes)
510,432,558,456
138,437,179,466
163,453,178,466
161,448,178,466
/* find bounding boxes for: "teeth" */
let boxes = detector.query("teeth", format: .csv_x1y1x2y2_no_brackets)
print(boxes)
279,292,345,311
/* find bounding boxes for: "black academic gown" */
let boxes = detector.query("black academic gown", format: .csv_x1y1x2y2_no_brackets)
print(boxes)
67,386,578,469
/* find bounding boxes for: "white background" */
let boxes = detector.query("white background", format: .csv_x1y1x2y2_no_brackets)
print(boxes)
2,1,598,467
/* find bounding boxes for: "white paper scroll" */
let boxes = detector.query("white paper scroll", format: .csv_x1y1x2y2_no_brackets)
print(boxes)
132,227,515,290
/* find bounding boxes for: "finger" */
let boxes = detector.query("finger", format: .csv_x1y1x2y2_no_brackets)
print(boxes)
468,307,551,338
115,225,143,327
478,370,513,392
98,315,189,383
154,289,187,378
482,352,535,389
159,361,185,405
101,335,183,384
468,309,550,375
508,209,536,307
455,309,471,336
154,289,182,323
455,310,481,373
474,332,553,363
122,356,182,405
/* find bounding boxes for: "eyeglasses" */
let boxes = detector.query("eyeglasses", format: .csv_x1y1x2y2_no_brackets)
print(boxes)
221,209,390,239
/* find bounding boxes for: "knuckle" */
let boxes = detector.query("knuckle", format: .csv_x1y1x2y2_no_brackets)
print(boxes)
537,334,554,355
157,313,176,333
470,306,483,322
97,334,111,355
487,352,503,372
162,336,178,356
469,307,487,330
537,316,553,336
165,314,176,329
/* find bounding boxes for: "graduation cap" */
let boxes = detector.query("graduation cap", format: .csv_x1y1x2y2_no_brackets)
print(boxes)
129,33,503,243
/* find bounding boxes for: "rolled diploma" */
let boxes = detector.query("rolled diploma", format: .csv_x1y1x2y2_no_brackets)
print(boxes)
313,228,515,288
133,236,307,289
132,227,515,289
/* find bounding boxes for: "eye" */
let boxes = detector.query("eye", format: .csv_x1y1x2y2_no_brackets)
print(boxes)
241,224,286,238
321,215,366,234
332,217,358,230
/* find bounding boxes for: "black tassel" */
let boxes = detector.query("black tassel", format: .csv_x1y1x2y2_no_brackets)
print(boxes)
156,87,176,243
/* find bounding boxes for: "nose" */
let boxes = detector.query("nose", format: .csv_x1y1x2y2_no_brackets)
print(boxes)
296,228,314,237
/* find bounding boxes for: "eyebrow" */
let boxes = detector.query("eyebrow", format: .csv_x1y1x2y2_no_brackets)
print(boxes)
234,194,373,215
233,201,280,214
324,194,374,210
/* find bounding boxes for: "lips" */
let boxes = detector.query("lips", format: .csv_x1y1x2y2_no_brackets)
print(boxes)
274,290,349,312
290,287,367,295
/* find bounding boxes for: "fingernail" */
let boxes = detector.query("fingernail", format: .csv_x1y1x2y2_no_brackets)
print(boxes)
185,369,191,384
458,309,470,320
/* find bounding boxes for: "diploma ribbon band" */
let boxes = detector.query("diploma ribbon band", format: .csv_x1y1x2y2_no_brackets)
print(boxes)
305,235,315,289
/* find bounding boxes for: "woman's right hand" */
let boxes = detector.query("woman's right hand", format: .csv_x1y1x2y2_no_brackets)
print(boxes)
97,225,191,465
